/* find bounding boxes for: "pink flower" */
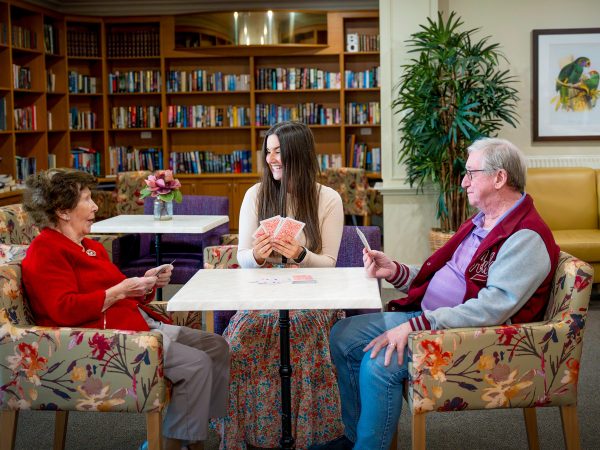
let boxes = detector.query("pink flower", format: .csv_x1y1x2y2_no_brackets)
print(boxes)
140,170,182,202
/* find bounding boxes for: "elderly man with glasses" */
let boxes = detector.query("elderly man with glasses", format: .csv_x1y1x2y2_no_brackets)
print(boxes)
312,138,560,450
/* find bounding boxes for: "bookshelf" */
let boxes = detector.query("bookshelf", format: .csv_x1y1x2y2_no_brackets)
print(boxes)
342,13,381,177
0,3,380,230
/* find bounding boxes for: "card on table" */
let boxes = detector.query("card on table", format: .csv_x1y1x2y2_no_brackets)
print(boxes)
273,217,305,241
291,274,317,284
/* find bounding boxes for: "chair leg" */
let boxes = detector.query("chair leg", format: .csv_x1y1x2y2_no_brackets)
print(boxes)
523,408,540,450
0,410,19,450
204,310,214,333
363,214,371,226
560,405,581,450
411,412,426,450
53,411,69,450
146,412,163,450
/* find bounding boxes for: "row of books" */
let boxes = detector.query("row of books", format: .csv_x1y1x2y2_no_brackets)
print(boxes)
43,23,59,54
108,146,164,174
346,134,381,172
16,156,36,182
67,30,99,57
316,153,343,170
107,30,160,58
255,67,341,91
108,70,161,94
344,67,380,89
12,25,37,50
170,150,252,174
111,105,161,129
255,103,341,126
69,108,97,130
68,71,98,94
71,147,101,176
14,106,37,131
166,71,250,93
0,97,6,130
166,105,250,129
13,64,31,90
345,102,381,125
351,33,380,52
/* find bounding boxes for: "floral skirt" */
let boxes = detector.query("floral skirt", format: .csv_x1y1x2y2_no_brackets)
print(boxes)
213,309,344,449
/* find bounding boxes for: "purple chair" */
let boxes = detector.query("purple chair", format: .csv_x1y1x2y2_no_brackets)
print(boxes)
212,225,382,334
114,195,229,285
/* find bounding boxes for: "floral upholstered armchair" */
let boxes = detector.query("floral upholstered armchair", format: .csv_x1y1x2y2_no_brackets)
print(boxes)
391,252,594,450
320,167,383,226
0,204,39,245
91,170,151,221
0,246,168,450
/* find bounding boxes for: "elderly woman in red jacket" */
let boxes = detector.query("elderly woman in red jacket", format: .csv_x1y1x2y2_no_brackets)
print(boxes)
21,169,229,450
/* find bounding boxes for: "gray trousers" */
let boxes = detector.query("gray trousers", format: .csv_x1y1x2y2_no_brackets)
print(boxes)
143,312,230,441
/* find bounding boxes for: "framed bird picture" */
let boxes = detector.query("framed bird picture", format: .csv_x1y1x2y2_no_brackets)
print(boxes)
533,28,600,141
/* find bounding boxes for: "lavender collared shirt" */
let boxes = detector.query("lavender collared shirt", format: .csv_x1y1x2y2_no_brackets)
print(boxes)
421,194,526,313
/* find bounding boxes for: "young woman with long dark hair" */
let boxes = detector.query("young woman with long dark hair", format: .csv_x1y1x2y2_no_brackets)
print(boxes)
216,121,345,448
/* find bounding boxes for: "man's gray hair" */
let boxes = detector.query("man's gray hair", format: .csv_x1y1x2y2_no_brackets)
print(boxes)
468,138,527,191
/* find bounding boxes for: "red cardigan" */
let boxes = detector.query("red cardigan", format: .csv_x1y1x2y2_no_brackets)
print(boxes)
22,228,168,331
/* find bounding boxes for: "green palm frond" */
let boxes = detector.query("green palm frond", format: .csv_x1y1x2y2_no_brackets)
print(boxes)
392,11,519,231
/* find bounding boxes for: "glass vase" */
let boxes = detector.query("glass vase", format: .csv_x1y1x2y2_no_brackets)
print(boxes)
154,199,173,221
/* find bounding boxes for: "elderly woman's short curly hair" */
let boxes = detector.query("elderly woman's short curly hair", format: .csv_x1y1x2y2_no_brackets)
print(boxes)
23,169,97,228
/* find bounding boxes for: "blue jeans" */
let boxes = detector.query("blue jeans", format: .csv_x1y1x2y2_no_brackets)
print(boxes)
329,311,422,450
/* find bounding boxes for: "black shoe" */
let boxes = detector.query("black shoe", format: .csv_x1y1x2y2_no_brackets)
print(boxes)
308,435,354,450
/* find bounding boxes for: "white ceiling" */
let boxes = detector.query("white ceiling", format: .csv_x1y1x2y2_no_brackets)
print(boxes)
27,0,378,16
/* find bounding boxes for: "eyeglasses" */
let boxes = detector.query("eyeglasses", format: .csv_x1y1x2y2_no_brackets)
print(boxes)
464,169,493,181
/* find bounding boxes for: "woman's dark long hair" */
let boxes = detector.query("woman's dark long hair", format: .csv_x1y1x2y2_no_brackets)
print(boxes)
257,121,322,253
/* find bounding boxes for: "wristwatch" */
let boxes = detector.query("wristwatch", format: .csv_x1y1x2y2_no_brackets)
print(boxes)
294,246,307,263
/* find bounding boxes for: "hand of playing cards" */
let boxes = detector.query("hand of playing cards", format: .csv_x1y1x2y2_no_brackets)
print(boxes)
252,215,306,241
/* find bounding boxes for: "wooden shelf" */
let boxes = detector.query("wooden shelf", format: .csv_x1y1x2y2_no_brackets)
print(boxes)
255,89,341,94
166,91,250,95
168,126,252,131
0,3,380,210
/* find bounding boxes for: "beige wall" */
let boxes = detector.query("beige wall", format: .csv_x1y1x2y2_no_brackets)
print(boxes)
446,0,600,155
379,0,600,266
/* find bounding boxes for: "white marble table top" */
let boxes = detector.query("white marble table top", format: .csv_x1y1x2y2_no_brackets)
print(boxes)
167,267,382,311
91,214,229,234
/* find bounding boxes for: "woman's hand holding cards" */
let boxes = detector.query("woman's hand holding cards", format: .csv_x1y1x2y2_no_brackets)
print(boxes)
271,236,303,260
252,232,273,265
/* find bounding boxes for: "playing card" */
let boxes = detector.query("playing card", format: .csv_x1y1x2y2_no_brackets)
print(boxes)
273,217,305,241
252,226,267,239
355,227,371,251
260,215,282,235
291,274,317,284
252,215,282,239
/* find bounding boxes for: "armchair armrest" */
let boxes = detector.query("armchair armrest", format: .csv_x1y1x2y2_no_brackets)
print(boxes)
406,317,585,413
144,301,203,330
0,322,167,413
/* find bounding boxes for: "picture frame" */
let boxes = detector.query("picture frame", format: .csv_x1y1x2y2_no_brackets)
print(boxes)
532,28,600,141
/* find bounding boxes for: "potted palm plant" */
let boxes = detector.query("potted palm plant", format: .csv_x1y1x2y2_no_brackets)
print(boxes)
392,12,519,246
